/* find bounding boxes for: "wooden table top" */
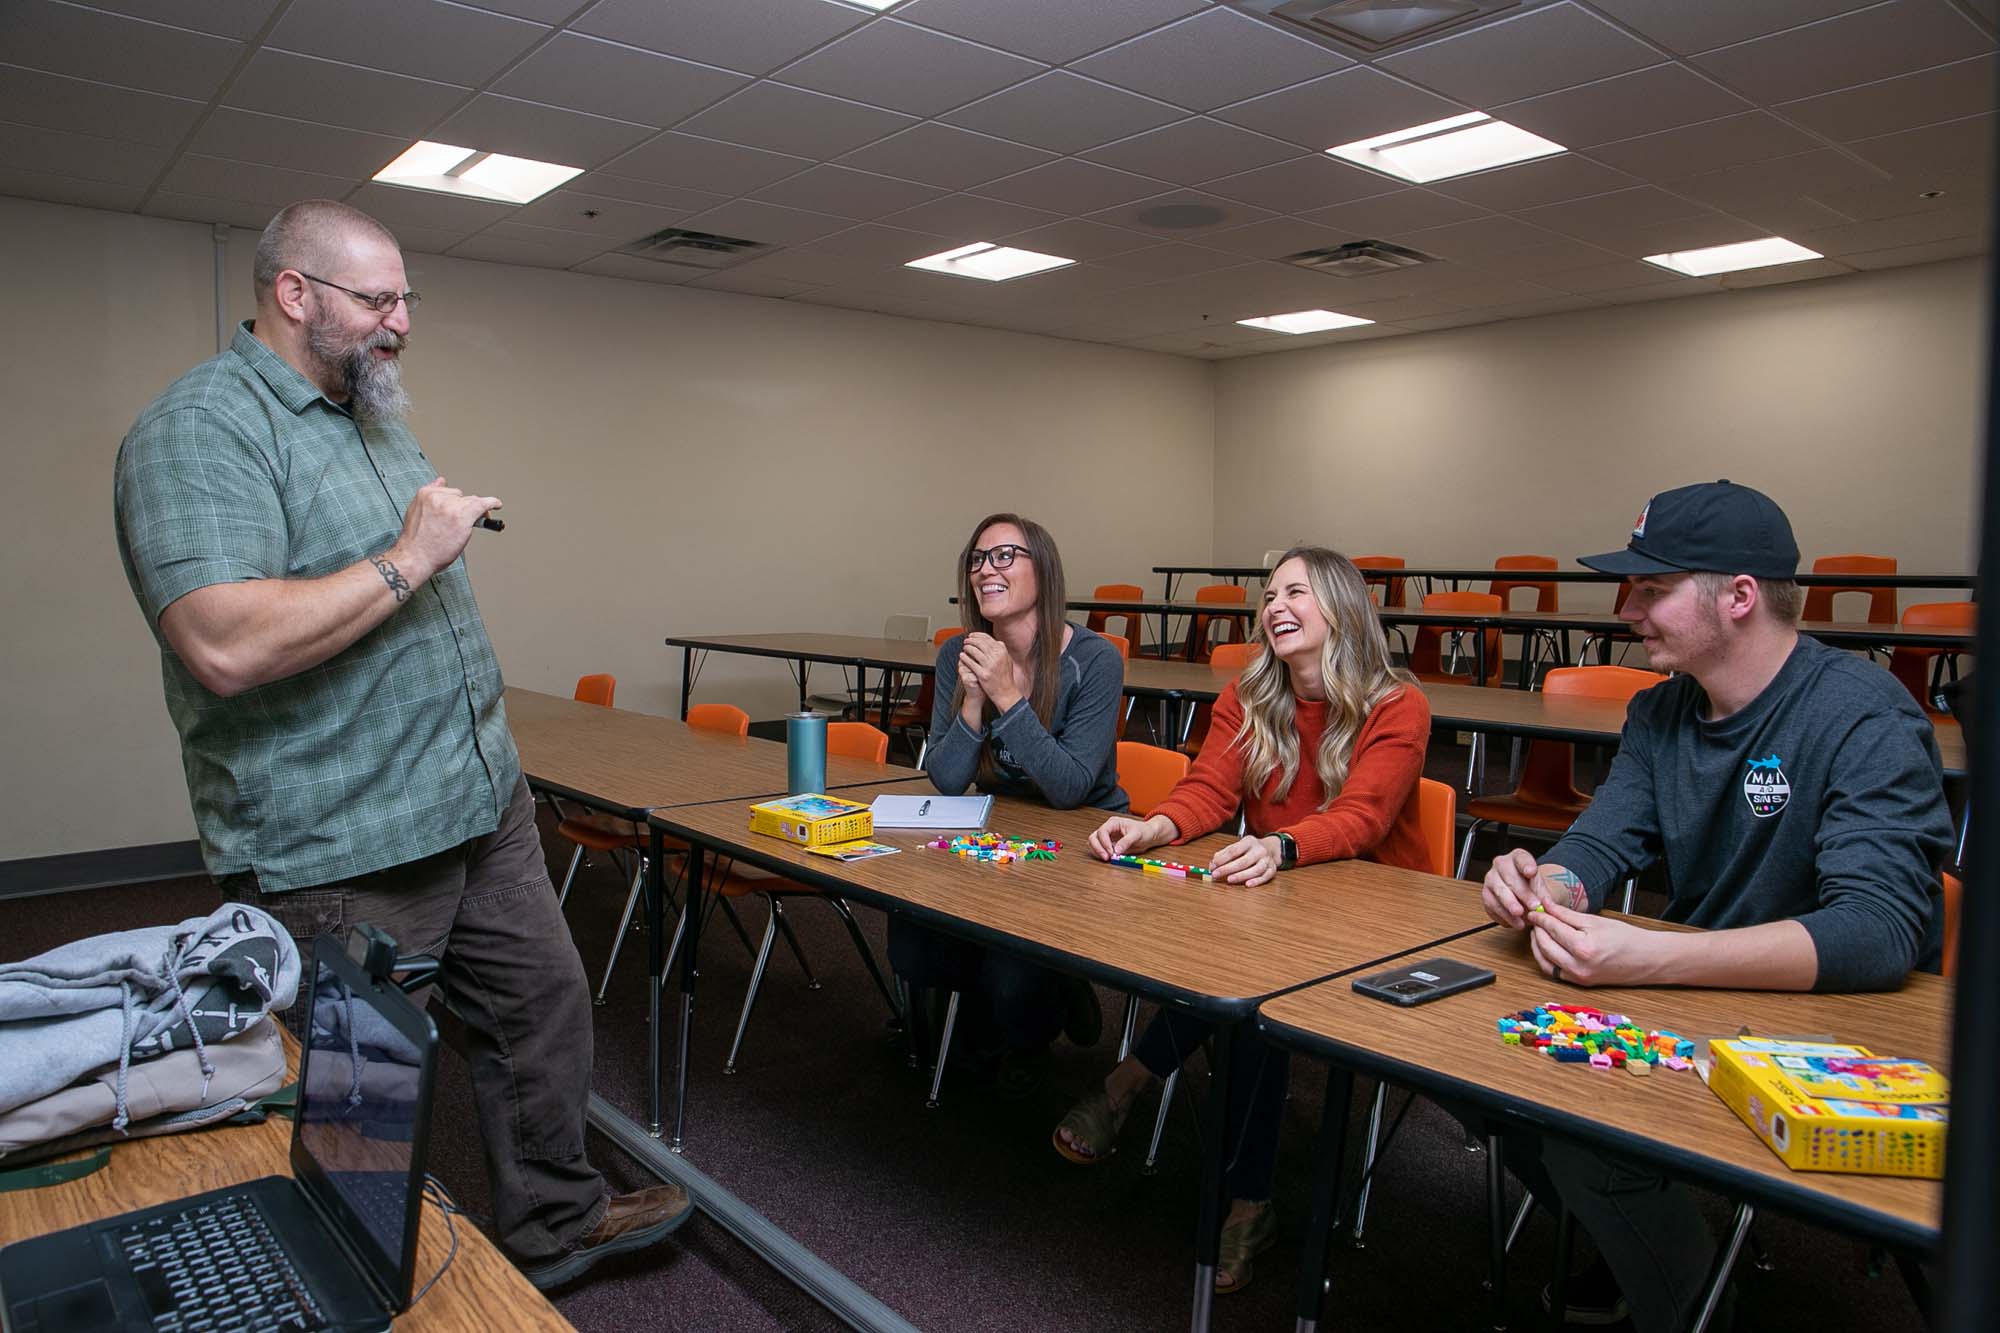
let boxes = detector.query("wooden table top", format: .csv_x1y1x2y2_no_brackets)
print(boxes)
649,789,1495,1016
1259,922,1950,1251
0,1032,570,1332
505,687,929,815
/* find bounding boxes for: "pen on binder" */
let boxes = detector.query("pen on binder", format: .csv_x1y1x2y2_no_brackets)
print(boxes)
918,799,930,817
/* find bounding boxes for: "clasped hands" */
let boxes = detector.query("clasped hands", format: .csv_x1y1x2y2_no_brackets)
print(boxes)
1483,849,1661,987
957,632,1025,715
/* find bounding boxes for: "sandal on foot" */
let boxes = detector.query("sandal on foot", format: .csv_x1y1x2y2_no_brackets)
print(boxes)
1214,1202,1277,1295
1052,1089,1131,1164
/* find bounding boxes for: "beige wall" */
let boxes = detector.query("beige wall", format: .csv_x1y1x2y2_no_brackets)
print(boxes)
1,195,1214,862
1213,258,1988,615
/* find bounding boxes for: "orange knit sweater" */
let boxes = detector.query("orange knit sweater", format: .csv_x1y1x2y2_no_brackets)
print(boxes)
1151,681,1432,872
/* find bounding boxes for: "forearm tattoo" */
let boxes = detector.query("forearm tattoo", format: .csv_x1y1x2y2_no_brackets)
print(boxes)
370,555,412,603
1547,868,1589,910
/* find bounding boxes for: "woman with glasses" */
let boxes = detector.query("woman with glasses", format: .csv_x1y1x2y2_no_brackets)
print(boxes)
1053,546,1432,1295
891,512,1128,1096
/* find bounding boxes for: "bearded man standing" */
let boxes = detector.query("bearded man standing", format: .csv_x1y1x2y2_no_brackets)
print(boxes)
114,199,691,1290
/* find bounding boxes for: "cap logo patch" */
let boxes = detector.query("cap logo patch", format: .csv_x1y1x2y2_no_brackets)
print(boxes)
1632,501,1650,538
1743,752,1790,819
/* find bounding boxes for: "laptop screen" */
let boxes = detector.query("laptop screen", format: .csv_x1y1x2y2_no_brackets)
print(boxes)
293,945,436,1307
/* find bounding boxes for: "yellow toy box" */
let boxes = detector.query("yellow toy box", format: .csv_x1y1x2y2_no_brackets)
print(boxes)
1707,1037,1948,1179
749,793,873,849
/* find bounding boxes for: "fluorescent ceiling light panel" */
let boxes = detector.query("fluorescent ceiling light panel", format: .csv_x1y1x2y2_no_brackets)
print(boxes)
1236,309,1375,335
905,242,1075,282
1642,237,1824,277
825,0,904,10
1327,112,1564,183
373,141,583,206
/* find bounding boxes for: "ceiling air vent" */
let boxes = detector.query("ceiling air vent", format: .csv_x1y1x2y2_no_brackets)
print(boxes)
1286,240,1435,276
615,227,774,271
1252,0,1519,52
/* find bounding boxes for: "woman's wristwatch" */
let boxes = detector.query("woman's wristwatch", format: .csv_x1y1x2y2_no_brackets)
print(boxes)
1274,831,1298,870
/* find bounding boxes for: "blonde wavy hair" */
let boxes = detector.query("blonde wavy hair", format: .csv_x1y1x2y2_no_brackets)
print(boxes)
1231,546,1413,808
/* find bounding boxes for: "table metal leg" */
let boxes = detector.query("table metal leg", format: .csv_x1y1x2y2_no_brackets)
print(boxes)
1687,1203,1754,1333
679,646,694,719
672,840,704,1152
1190,1023,1239,1333
646,825,665,1135
1292,1064,1356,1332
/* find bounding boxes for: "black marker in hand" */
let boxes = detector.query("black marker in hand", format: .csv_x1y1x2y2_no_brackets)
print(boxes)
477,514,505,532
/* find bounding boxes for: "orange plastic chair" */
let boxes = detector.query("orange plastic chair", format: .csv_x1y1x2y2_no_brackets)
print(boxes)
573,673,616,707
1415,778,1458,878
1352,556,1407,608
1117,740,1191,817
715,721,902,1072
1187,583,1248,662
551,673,626,904
1888,602,1976,713
1087,584,1145,653
1100,634,1133,738
1409,592,1505,688
1182,641,1259,756
1803,554,1897,625
889,626,966,756
1492,556,1563,687
1453,667,1665,888
1942,872,1961,977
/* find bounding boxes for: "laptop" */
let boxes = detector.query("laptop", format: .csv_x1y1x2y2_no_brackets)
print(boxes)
0,933,439,1333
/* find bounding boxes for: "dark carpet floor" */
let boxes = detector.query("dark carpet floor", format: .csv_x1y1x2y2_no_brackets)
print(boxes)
3,738,1931,1332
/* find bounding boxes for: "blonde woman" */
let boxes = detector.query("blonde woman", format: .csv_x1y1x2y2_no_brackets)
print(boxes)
1057,546,1432,1294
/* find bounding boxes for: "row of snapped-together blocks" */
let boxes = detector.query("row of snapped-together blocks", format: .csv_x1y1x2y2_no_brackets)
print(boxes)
1498,1003,1699,1076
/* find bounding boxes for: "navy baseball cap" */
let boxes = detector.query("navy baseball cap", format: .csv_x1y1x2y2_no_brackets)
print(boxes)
1579,480,1800,580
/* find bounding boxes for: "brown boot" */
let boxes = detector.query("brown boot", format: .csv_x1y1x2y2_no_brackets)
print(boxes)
521,1184,696,1291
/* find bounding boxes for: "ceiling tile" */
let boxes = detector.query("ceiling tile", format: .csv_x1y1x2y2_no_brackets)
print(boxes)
1848,112,1998,179
462,0,579,21
1494,235,1633,273
1584,0,1880,56
1430,154,1638,211
1214,66,1467,152
1197,216,1347,259
571,0,869,76
76,0,283,40
1517,186,1711,241
1587,112,1820,179
1810,167,1986,221
1538,257,1706,293
774,19,1044,118
898,0,1208,64
974,158,1173,213
156,154,361,208
572,173,733,214
573,253,702,284
268,0,547,87
942,72,1185,155
499,189,698,238
226,50,470,139
1089,242,1251,279
1691,0,1994,105
1300,188,1488,236
1391,214,1561,261
1716,256,1858,287
601,132,812,194
190,109,410,179
1084,188,1278,238
1668,149,1890,212
1378,3,1662,108
493,34,749,129
1072,8,1349,112
0,167,145,212
1600,212,1771,258
0,1,242,100
792,223,953,265
1199,154,1398,212
1780,54,1999,142
1432,276,1567,307
677,197,854,244
144,191,283,229
1843,234,1987,268
0,121,169,187
0,65,203,149
1083,118,1303,187
992,219,1154,260
1497,64,1751,149
432,94,655,169
1329,292,1470,322
1724,194,1855,234
344,182,518,234
834,123,1056,191
1799,202,1991,255
391,224,484,255
447,227,609,268
676,82,917,158
717,247,885,286
682,268,827,298
750,164,944,219
882,191,1061,239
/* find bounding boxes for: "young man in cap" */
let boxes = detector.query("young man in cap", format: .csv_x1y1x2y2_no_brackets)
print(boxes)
1480,480,1953,1331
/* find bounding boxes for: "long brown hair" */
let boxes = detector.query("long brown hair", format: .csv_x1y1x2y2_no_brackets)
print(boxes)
952,513,1068,776
1232,546,1412,807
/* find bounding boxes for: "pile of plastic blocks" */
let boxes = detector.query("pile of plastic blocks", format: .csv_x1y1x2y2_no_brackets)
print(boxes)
925,833,1061,863
1497,1003,1697,1076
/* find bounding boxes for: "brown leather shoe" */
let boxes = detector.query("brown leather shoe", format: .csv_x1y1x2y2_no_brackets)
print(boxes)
521,1183,696,1290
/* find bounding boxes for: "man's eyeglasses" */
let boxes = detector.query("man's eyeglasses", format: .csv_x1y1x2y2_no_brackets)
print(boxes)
967,544,1031,572
300,273,422,314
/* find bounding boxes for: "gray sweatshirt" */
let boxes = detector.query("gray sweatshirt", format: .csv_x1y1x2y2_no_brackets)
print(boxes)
924,623,1128,812
1549,635,1953,992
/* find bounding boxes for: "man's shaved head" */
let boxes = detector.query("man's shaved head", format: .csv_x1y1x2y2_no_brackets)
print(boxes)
253,200,399,300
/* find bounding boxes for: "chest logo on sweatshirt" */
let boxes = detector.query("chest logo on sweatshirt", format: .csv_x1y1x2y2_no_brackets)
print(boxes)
1742,753,1790,818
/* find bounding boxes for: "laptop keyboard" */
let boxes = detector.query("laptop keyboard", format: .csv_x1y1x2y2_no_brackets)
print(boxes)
111,1194,329,1332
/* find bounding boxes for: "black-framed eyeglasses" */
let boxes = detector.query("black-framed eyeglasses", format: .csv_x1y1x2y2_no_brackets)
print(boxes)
300,273,421,314
967,544,1031,572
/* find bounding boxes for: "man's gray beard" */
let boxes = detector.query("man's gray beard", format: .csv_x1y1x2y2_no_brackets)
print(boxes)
307,315,412,424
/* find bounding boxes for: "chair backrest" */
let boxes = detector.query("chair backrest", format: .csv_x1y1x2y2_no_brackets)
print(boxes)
1352,555,1407,608
1888,601,1976,712
1117,741,1191,817
883,613,930,642
1507,666,1666,808
1262,549,1289,568
573,673,616,707
1942,871,1961,977
1411,591,1504,685
904,627,969,724
827,721,889,763
1541,664,1666,702
1190,584,1248,659
934,626,966,646
1086,585,1145,643
1490,554,1559,613
1194,583,1247,604
1099,633,1131,659
687,702,750,737
1804,554,1898,623
1209,642,1258,673
1415,778,1457,878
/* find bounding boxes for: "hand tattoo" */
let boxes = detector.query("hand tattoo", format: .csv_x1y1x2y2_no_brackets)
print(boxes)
1547,868,1588,911
371,555,412,603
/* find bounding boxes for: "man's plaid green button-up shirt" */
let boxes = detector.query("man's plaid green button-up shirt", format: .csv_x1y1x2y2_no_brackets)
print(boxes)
115,321,520,892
